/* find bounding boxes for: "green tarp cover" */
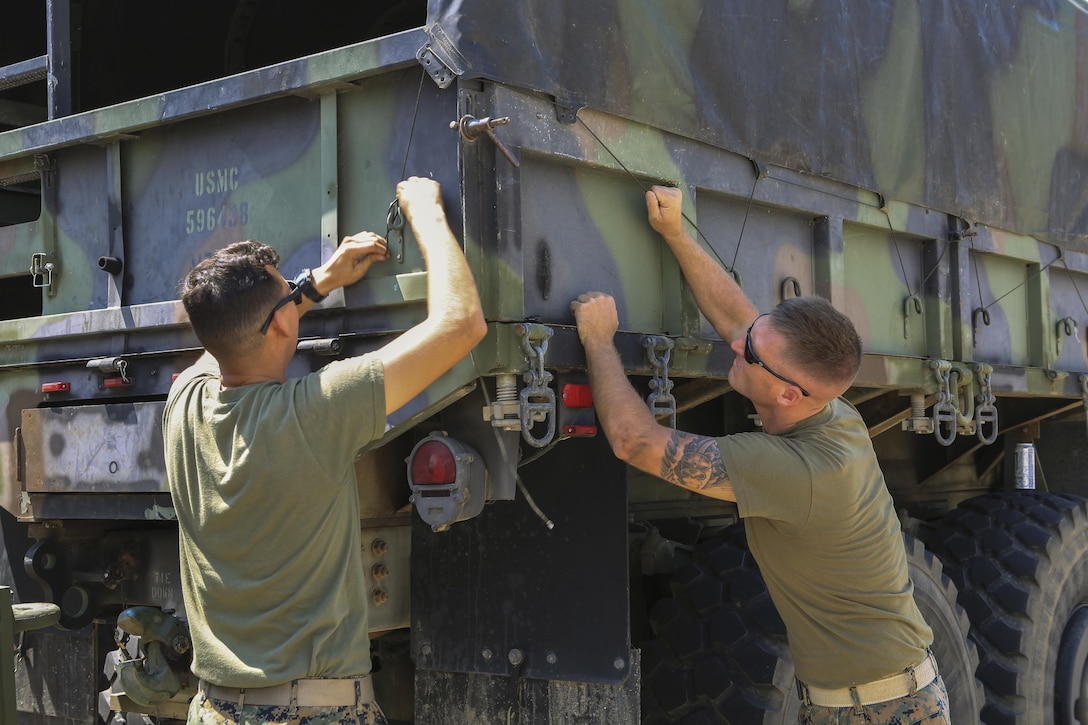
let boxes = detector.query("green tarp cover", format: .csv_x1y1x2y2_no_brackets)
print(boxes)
427,0,1088,248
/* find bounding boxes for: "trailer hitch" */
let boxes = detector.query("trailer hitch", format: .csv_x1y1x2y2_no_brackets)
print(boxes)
113,606,192,706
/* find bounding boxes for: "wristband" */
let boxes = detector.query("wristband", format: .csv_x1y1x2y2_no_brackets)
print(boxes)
293,268,327,303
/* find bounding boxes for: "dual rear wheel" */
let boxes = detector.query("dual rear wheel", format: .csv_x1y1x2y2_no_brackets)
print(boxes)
641,491,1088,724
640,525,982,724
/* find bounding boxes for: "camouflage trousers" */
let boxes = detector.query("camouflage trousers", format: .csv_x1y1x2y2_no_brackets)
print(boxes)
187,691,389,725
798,675,949,725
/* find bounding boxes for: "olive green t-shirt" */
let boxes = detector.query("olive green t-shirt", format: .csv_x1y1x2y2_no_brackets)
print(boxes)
164,353,386,688
718,398,933,689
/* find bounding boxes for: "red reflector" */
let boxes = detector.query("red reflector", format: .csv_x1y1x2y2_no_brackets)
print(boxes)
561,384,593,408
410,440,458,485
563,425,598,437
103,376,133,388
41,382,71,393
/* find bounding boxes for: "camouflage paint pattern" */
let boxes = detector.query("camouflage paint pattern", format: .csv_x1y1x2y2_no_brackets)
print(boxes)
0,0,1086,554
2,2,1088,721
429,0,1088,250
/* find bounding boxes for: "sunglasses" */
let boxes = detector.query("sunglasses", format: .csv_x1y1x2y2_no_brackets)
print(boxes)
744,315,810,397
259,280,303,335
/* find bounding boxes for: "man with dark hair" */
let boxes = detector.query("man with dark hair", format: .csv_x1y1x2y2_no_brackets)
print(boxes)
571,186,949,723
165,176,486,724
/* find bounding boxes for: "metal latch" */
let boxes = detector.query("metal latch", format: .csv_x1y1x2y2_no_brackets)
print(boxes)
386,199,406,263
450,114,520,168
30,252,56,294
517,324,556,448
974,363,998,445
296,337,342,356
643,336,677,429
931,360,958,446
87,357,131,385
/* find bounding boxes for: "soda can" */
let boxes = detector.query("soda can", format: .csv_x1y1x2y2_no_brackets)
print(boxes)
1014,443,1036,490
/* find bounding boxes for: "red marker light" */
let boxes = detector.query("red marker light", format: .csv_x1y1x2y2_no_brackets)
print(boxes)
561,383,593,408
103,377,134,388
410,440,458,485
41,382,71,393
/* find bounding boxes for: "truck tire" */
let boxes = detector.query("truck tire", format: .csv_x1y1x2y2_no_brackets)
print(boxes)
924,491,1088,725
640,524,981,724
640,524,795,725
903,533,985,724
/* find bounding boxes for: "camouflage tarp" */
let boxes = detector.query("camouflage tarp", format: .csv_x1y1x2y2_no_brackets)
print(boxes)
426,0,1088,249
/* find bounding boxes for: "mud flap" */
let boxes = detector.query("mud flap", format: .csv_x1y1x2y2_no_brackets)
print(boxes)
411,434,633,719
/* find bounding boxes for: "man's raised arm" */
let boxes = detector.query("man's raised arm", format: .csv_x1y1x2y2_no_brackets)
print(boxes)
374,177,488,414
647,185,758,344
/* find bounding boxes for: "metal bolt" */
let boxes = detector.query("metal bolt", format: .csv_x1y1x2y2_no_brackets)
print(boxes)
508,648,525,666
546,651,558,665
371,589,389,606
420,643,433,657
481,648,493,661
370,539,389,557
371,563,389,581
613,656,626,670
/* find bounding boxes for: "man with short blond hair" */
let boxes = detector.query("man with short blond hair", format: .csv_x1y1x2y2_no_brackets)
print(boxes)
572,186,948,724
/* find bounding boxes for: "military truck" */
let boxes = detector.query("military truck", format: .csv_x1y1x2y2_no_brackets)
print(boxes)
2,1,1087,723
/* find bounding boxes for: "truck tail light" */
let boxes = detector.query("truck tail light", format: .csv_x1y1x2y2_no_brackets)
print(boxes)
410,440,459,488
561,383,593,408
407,432,487,532
558,378,597,437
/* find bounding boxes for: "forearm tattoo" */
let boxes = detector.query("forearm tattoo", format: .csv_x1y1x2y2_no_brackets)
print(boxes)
660,432,730,492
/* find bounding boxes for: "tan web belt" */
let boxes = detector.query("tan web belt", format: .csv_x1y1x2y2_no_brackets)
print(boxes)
797,652,937,708
200,675,374,707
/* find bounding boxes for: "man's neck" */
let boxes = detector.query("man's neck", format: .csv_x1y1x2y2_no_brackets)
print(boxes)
219,371,282,388
755,399,829,435
218,354,287,389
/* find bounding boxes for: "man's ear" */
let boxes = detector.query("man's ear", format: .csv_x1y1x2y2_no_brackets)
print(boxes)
777,384,804,406
267,306,294,339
